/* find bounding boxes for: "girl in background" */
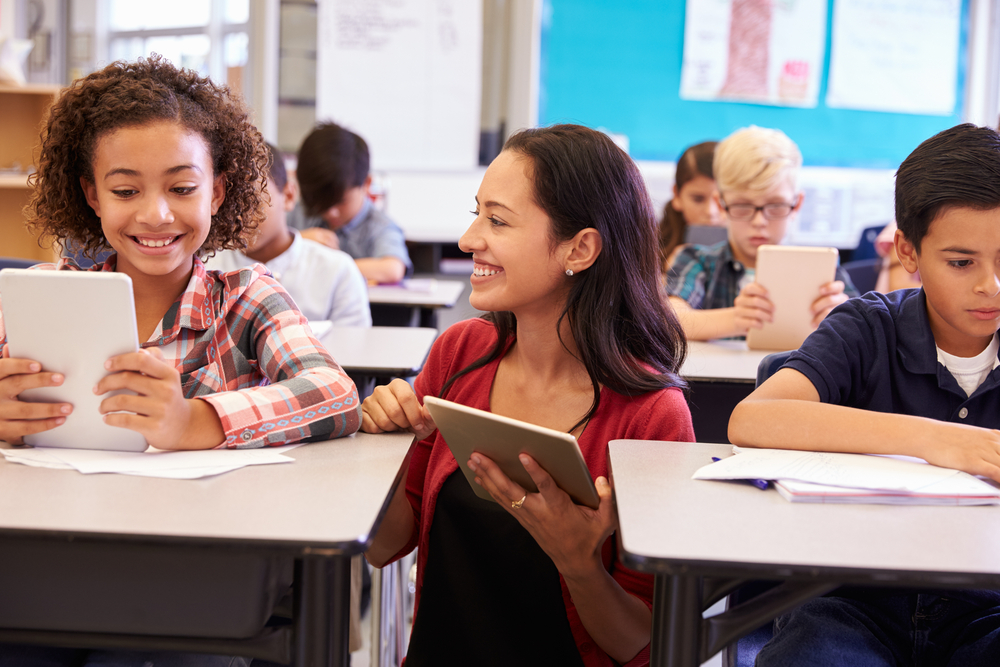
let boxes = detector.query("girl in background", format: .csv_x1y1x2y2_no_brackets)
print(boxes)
659,140,722,270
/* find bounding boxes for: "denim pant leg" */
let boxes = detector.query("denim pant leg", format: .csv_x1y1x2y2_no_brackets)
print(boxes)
0,643,86,667
82,652,249,667
915,593,1000,667
754,593,913,667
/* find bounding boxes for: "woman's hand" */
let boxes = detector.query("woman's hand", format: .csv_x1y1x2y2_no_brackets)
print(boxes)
469,452,616,579
361,378,437,441
0,358,72,444
96,348,224,450
811,280,849,327
733,283,774,334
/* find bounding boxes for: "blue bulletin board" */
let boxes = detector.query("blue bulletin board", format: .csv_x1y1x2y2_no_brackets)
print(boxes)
539,0,969,169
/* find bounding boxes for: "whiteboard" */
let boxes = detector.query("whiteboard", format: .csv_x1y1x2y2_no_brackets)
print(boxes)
316,0,483,171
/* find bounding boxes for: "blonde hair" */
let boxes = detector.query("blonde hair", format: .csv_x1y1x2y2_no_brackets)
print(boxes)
714,126,802,194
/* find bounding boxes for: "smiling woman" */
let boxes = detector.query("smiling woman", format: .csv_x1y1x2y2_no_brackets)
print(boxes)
361,125,695,666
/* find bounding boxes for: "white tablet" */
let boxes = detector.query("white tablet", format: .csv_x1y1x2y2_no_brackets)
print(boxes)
423,396,600,509
746,245,839,352
0,269,147,451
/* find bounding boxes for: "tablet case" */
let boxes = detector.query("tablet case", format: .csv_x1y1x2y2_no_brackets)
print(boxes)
423,396,600,509
746,245,839,352
0,269,147,451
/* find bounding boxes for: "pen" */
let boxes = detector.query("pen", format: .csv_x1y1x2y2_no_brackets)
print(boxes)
711,457,769,490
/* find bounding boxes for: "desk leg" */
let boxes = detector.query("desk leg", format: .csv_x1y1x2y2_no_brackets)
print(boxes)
295,556,351,667
650,573,701,667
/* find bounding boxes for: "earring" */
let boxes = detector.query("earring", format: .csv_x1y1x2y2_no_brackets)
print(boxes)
565,269,574,276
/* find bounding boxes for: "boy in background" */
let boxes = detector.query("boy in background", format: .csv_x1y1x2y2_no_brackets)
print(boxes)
729,123,1000,664
208,143,371,327
667,126,855,340
290,123,412,284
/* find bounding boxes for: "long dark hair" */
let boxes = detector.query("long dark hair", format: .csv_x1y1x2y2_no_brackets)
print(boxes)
441,124,688,431
659,141,718,269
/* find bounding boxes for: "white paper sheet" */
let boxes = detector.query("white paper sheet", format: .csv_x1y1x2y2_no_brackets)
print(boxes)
693,446,1000,497
0,444,302,479
826,0,961,115
680,0,827,108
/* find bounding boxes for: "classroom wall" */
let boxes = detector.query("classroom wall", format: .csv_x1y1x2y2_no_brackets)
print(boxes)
539,0,969,170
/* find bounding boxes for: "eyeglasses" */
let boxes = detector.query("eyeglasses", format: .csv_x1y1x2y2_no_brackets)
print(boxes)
722,201,798,221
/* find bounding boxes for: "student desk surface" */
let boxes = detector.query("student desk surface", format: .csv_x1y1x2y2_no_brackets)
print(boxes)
320,325,438,377
367,278,466,328
367,278,466,309
608,439,1000,667
680,341,773,444
0,431,415,667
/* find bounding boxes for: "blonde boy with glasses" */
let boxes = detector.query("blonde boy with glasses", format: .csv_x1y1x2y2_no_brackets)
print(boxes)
667,126,856,341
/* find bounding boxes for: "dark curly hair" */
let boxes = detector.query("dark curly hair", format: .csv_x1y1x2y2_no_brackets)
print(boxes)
26,55,268,259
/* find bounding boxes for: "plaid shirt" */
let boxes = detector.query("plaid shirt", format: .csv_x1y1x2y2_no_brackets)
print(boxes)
667,241,858,309
0,256,361,448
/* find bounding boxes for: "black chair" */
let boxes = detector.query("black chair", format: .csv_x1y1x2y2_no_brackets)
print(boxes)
0,257,38,270
684,224,728,246
851,224,889,262
841,257,881,295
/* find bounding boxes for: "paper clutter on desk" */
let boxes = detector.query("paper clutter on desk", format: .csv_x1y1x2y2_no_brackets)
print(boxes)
0,444,303,479
693,446,1000,505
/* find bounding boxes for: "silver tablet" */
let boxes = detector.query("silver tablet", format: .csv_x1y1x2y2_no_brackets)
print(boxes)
747,245,839,351
423,396,600,509
0,269,147,451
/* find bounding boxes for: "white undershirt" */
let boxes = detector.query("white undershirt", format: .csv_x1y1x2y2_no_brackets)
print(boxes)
738,267,756,293
937,334,1000,397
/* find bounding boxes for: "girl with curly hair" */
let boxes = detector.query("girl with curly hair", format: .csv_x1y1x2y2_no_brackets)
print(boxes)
0,56,361,666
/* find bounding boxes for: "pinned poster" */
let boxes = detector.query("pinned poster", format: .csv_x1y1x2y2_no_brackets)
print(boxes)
316,0,482,171
826,0,960,115
679,0,827,108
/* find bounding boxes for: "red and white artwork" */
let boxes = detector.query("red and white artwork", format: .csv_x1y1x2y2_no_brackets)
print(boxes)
680,0,827,108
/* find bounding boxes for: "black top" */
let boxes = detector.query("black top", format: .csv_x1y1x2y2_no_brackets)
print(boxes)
405,471,586,666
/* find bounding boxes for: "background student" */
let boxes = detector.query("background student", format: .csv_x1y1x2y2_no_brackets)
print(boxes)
659,140,722,270
729,123,1000,666
666,126,856,341
206,142,371,327
0,56,360,666
361,125,693,666
288,122,412,284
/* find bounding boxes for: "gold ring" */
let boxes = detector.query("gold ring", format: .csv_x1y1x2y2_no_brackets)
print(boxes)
511,494,527,510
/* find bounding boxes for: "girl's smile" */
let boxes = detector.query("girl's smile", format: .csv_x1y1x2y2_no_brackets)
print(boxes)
82,120,225,289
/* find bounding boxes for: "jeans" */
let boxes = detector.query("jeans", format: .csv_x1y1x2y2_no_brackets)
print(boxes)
755,589,1000,667
0,645,249,667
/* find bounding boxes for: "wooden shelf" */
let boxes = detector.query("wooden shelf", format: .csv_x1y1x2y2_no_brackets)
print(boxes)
0,85,60,262
0,173,31,188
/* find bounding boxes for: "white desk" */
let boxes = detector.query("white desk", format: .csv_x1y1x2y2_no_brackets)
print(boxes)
680,341,771,383
320,325,438,377
0,432,416,666
680,342,774,444
608,440,1000,666
367,278,466,309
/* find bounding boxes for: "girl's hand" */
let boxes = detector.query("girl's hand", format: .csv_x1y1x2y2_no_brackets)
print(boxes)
733,283,774,333
361,378,437,441
811,280,849,327
0,358,72,445
95,348,224,450
469,452,616,580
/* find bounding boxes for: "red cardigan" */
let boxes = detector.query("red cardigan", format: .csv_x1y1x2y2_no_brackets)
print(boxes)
392,318,694,666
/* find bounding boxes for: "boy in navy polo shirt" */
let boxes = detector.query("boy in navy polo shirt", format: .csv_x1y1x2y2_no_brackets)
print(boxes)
729,123,1000,665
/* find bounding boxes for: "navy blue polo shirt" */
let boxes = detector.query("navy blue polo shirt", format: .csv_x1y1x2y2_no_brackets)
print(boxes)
785,288,1000,429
